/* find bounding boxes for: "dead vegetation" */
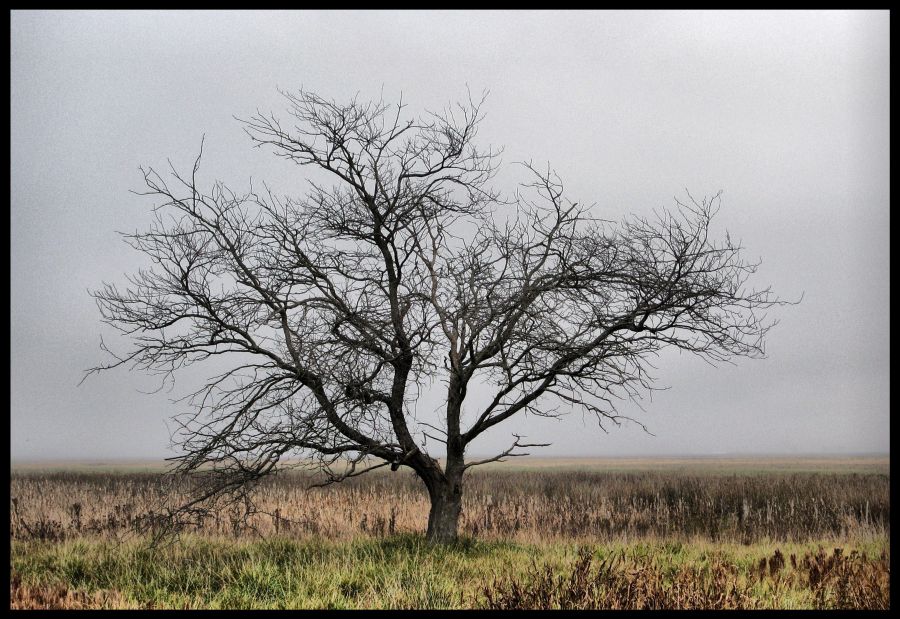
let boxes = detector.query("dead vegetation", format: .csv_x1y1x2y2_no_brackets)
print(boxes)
480,546,890,610
10,468,889,544
9,573,137,610
8,466,890,609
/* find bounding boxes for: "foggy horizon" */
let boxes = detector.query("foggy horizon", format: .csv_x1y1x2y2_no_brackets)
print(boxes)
11,451,891,465
11,10,890,462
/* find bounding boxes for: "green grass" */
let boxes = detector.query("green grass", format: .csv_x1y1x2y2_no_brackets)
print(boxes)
10,459,890,608
12,534,535,609
11,534,889,609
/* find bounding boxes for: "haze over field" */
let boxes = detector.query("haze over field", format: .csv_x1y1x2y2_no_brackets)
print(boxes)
10,456,890,478
10,10,889,461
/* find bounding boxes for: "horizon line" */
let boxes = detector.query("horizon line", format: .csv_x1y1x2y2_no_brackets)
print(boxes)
10,451,890,464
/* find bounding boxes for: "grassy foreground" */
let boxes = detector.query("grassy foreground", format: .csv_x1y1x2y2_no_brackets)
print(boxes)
10,534,890,609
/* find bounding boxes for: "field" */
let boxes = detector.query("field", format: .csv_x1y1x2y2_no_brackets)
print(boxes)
10,456,890,609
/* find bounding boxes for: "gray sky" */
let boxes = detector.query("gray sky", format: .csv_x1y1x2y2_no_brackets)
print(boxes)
11,10,889,461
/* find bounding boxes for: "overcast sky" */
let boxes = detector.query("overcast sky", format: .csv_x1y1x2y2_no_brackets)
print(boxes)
11,10,889,461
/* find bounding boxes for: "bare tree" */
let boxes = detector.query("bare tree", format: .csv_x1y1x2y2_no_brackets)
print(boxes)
88,89,788,542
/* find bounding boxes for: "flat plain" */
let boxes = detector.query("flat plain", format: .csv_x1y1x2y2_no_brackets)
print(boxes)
10,455,890,609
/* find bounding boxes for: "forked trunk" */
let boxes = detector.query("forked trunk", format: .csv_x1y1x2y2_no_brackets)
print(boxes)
425,478,463,543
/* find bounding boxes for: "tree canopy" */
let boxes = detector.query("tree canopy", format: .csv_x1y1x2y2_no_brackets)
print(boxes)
89,89,787,541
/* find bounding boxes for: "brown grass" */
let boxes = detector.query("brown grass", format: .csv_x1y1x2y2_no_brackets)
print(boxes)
10,466,889,544
9,573,138,610
480,546,890,610
8,461,890,610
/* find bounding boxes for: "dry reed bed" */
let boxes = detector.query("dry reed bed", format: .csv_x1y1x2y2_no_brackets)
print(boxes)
9,573,138,610
10,468,889,543
480,546,890,610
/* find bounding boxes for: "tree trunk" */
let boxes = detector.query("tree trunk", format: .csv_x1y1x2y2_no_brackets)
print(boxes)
425,478,463,543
